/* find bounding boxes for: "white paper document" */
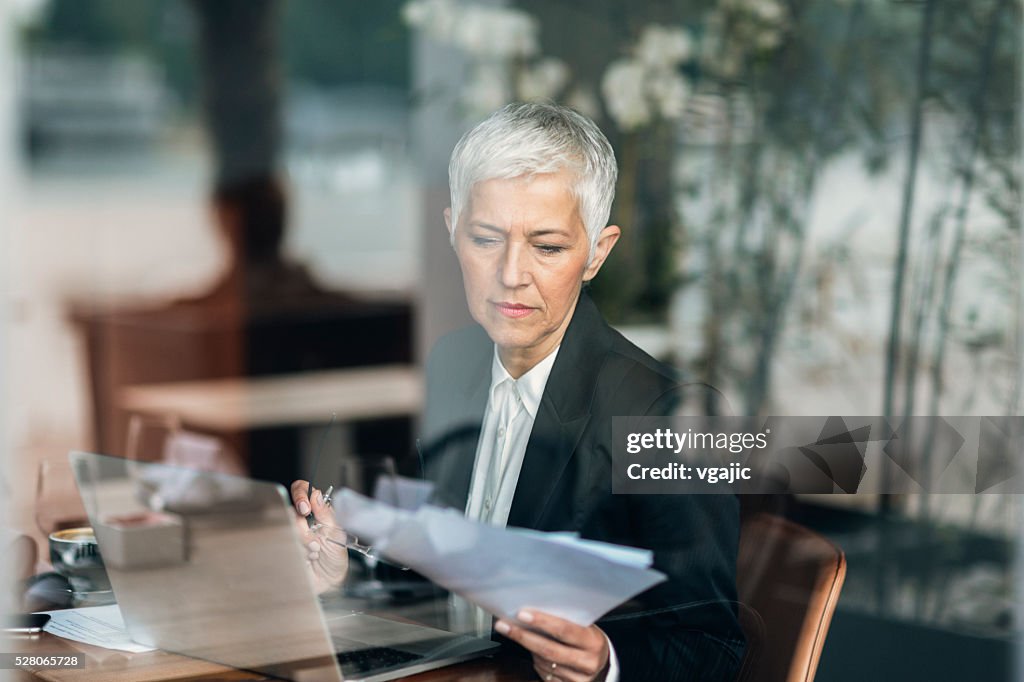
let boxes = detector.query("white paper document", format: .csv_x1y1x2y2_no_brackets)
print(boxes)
335,489,666,626
42,604,156,653
372,475,434,510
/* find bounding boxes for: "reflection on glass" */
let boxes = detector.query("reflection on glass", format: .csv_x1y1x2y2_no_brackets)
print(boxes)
341,456,408,599
35,458,90,535
126,412,243,476
125,412,182,463
36,458,114,605
71,452,341,681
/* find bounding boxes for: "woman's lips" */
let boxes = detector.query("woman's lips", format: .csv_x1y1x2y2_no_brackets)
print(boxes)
494,302,535,318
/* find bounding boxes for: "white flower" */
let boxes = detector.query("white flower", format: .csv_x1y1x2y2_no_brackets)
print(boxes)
401,0,431,27
517,58,569,101
462,62,511,114
636,25,693,69
402,0,458,43
404,0,538,58
720,0,788,29
750,0,786,24
453,6,491,55
647,70,690,120
755,27,783,51
566,87,601,119
601,58,651,131
500,8,540,58
453,4,538,58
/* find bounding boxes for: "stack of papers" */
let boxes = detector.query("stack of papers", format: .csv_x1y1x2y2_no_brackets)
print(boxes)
42,605,156,653
334,489,666,626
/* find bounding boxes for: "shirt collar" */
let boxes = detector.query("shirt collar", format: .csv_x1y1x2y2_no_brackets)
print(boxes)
489,345,560,419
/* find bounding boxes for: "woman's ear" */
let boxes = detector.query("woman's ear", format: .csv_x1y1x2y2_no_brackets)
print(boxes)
583,225,621,281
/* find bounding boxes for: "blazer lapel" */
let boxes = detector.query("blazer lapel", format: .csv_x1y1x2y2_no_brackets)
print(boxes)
507,404,590,529
507,292,611,529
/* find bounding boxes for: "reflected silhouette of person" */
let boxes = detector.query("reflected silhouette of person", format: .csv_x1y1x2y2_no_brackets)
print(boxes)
180,175,339,312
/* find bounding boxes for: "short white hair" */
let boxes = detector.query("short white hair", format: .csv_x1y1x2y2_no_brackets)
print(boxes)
448,102,618,258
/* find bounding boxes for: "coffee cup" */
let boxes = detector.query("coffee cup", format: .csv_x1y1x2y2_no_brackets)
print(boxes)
48,527,111,593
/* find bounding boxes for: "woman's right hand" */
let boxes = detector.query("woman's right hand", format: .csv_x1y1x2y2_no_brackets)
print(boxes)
290,480,349,594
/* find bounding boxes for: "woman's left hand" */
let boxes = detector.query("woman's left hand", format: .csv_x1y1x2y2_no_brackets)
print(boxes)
495,609,610,682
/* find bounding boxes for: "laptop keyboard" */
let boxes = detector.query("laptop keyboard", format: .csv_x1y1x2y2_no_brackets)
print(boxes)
336,646,421,675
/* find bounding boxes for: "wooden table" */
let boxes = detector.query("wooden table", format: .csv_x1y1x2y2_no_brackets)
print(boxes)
118,365,423,433
3,630,533,681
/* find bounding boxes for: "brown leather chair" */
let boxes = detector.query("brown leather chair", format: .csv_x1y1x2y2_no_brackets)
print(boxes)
735,513,846,682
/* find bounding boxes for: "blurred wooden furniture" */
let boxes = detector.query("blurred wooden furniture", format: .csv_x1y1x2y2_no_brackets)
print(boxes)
71,299,412,454
735,513,847,682
71,302,243,457
69,297,414,484
119,365,422,432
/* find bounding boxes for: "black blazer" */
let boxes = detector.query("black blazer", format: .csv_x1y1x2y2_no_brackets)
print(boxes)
419,292,745,681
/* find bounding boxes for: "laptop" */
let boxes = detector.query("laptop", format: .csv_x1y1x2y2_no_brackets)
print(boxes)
68,451,498,682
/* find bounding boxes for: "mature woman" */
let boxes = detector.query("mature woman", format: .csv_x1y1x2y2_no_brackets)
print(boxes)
294,103,744,682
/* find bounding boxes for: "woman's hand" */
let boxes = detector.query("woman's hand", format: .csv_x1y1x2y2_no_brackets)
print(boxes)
290,480,349,594
495,610,610,682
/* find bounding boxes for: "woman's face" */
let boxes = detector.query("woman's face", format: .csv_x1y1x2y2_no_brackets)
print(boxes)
447,170,619,377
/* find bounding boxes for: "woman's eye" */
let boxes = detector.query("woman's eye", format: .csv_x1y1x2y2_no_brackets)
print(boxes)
536,244,567,255
471,236,500,247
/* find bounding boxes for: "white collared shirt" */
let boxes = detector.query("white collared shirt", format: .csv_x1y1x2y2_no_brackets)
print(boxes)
464,346,558,526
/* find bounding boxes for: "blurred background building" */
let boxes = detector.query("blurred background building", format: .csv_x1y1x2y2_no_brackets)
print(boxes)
0,1,1021,680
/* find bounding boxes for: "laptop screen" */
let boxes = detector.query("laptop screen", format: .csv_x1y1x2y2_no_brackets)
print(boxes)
69,451,343,681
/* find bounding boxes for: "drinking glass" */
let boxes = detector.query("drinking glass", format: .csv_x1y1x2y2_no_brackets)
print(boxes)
126,412,242,474
35,458,90,536
125,412,182,463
